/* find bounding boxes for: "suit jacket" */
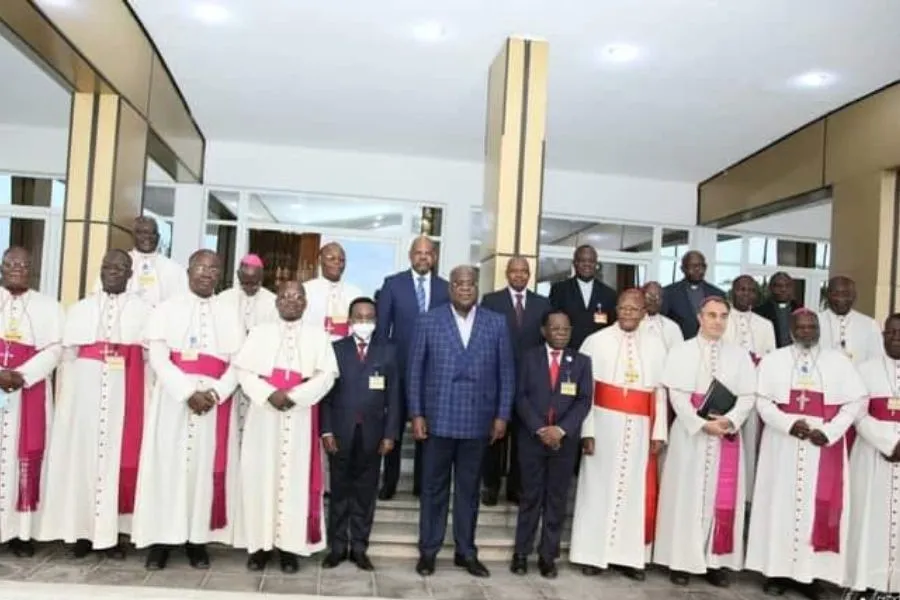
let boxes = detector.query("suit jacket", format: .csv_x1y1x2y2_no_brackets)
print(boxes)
754,299,801,348
407,305,515,439
515,346,592,441
375,269,450,369
548,277,618,350
321,336,401,451
480,288,551,366
661,279,726,340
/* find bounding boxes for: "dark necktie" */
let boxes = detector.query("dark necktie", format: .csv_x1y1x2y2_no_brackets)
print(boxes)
514,293,524,327
549,350,561,388
357,341,367,361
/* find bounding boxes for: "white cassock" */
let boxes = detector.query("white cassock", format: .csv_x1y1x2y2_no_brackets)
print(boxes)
303,277,364,342
654,336,756,574
818,308,882,365
39,292,149,548
0,289,63,542
217,286,278,442
93,251,187,308
639,313,683,352
570,325,667,570
746,345,866,586
848,356,900,593
234,319,337,555
722,308,776,502
131,293,245,547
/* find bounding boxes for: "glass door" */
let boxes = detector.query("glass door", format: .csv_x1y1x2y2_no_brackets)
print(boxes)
537,248,651,297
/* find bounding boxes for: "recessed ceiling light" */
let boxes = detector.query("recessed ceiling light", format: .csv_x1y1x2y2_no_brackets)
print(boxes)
411,20,449,43
191,2,231,25
792,70,835,88
598,43,641,64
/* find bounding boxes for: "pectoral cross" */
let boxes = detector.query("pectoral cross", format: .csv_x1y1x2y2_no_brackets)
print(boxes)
797,392,810,412
624,370,639,385
0,342,12,367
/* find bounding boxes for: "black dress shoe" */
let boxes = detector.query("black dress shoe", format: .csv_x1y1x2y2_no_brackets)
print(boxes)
322,550,347,569
509,553,527,575
480,489,499,507
73,539,93,558
185,543,210,569
378,486,395,501
505,491,520,505
105,544,126,560
247,550,271,571
616,565,646,581
10,538,34,558
454,554,490,577
670,570,690,586
145,546,170,571
763,577,788,596
705,569,731,588
350,551,374,571
537,557,557,579
280,551,299,574
415,555,435,576
582,565,603,576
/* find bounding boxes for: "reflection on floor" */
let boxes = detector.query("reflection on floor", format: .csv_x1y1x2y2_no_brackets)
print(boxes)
0,542,840,599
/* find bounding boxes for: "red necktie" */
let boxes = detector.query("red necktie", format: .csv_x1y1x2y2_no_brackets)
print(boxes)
357,341,367,361
514,293,525,327
549,350,560,388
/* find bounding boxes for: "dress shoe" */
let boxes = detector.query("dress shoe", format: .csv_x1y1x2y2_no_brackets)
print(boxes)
705,569,731,588
763,577,788,596
185,543,210,569
670,570,690,586
615,565,646,581
73,539,93,558
145,546,170,571
415,555,435,576
537,557,557,579
480,489,499,507
280,551,299,574
509,553,527,575
350,551,374,571
454,554,490,577
505,491,520,505
582,565,603,576
322,550,347,569
247,550,270,571
378,486,395,501
105,544,126,560
10,538,34,558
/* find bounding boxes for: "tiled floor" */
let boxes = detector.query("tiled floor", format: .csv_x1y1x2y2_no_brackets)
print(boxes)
0,542,841,599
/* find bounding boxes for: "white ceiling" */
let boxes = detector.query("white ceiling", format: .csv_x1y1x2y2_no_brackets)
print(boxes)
0,35,69,128
123,0,900,181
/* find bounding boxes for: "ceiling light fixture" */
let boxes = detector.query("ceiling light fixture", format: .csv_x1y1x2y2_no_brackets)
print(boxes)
191,2,232,25
792,70,835,88
411,20,448,43
598,43,641,64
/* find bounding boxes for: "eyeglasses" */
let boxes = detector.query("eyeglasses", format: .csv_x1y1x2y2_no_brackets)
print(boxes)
1,260,29,269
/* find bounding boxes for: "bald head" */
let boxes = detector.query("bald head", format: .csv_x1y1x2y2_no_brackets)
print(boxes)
680,250,707,284
617,288,646,332
505,256,530,292
1,246,31,293
449,264,478,314
731,274,759,312
826,275,856,316
132,216,160,254
319,241,346,283
409,235,436,276
276,280,307,322
642,281,663,315
100,249,132,294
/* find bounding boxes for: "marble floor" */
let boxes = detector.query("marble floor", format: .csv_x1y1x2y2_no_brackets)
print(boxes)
0,542,842,600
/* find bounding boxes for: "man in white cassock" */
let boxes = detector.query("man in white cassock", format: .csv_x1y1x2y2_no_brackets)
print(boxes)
746,309,866,600
654,296,757,588
93,217,186,307
0,247,63,557
569,289,667,581
39,250,149,559
303,242,364,342
217,254,277,442
818,276,882,365
132,249,245,571
639,281,683,351
848,313,900,599
234,280,338,574
723,275,776,504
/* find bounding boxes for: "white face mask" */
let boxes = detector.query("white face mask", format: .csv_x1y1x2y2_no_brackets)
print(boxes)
351,322,375,340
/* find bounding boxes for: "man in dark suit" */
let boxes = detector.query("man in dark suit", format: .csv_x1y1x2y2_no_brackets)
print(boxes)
407,265,515,578
753,271,801,348
321,297,401,571
661,250,725,340
479,256,550,506
549,244,618,351
510,309,592,578
375,236,450,500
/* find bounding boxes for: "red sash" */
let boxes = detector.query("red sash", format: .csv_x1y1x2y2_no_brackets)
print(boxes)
324,317,349,338
76,342,145,514
0,340,45,512
868,397,900,423
170,351,231,530
690,392,740,555
779,389,843,553
594,381,658,544
262,368,322,545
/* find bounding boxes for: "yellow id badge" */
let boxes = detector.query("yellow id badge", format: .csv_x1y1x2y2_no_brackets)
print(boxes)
4,330,21,342
796,375,815,388
560,382,577,396
105,355,125,370
889,398,900,412
139,274,156,286
181,349,199,361
593,312,608,325
369,375,385,391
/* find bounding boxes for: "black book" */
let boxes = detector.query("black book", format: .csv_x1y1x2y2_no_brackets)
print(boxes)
696,378,737,419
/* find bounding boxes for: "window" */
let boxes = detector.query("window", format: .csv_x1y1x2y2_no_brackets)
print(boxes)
716,234,742,263
540,216,653,253
658,228,690,285
204,223,236,292
143,186,175,257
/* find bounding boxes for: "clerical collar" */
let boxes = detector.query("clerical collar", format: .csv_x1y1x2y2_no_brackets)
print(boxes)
777,302,788,309
133,251,157,260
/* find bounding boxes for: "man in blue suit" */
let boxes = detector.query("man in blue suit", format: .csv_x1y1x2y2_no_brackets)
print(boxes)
661,250,725,340
375,236,450,500
321,297,401,571
407,265,515,577
510,309,592,579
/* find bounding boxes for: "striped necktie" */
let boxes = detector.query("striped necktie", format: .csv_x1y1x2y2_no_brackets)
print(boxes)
416,276,427,313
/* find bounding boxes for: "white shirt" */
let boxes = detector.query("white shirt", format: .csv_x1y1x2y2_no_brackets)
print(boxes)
546,344,563,365
453,305,476,347
413,270,431,311
508,287,527,310
577,278,593,309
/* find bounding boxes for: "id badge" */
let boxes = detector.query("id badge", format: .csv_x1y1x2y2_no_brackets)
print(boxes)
369,375,385,391
138,274,156,287
181,348,199,361
889,398,900,412
560,382,577,396
796,375,815,388
593,312,608,325
105,355,125,370
4,331,20,342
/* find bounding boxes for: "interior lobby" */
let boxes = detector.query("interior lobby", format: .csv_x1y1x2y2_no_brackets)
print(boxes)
1,1,899,599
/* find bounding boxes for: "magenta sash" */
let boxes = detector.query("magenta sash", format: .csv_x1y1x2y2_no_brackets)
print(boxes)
0,340,45,512
77,342,146,514
262,368,322,545
690,392,740,555
780,389,843,553
868,397,900,422
170,351,231,530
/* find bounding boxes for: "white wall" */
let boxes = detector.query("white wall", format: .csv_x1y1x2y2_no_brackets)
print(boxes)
0,124,68,177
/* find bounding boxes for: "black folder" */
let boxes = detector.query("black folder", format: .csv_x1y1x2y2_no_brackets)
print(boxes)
696,378,737,419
